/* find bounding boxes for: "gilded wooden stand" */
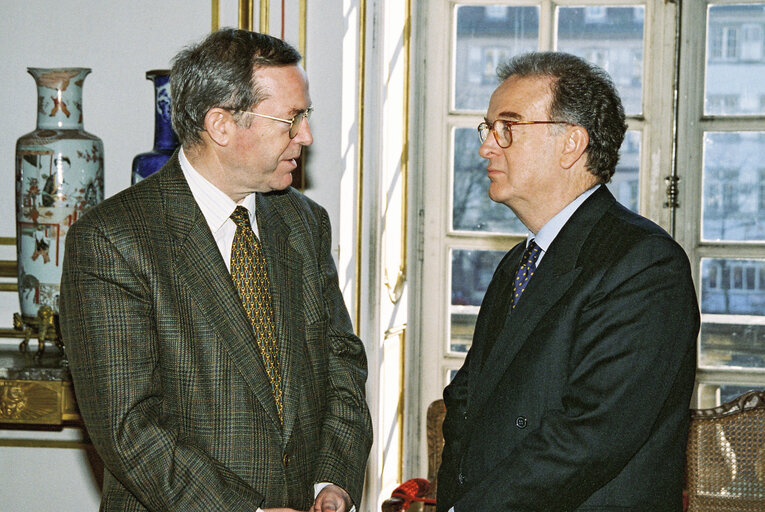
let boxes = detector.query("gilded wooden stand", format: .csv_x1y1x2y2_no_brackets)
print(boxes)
14,306,64,360
0,347,79,426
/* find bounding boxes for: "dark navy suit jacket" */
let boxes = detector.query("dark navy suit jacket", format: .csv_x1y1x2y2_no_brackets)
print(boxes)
437,186,699,511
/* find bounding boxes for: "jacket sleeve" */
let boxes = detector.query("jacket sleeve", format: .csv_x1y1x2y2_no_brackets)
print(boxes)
452,235,699,511
311,206,373,507
437,356,471,512
60,218,264,512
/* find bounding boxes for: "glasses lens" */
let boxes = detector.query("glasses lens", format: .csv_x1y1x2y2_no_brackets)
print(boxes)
494,120,511,148
289,109,312,139
289,115,301,139
478,123,490,144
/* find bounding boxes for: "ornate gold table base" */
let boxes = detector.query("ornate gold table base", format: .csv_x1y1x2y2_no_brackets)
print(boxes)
0,347,78,426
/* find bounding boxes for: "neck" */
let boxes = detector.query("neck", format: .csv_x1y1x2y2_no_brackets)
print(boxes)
515,169,598,234
183,142,247,203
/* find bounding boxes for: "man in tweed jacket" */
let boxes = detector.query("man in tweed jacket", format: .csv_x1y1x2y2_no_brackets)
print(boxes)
60,29,372,511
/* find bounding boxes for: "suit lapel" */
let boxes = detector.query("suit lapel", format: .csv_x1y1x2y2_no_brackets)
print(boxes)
467,244,523,402
159,157,283,430
468,187,616,413
256,192,304,442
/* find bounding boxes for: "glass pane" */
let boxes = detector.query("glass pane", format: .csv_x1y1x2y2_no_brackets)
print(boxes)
556,6,645,115
700,258,765,369
454,5,539,111
702,132,765,241
719,384,762,404
697,382,764,407
607,130,641,212
706,4,765,115
450,249,507,353
452,127,527,234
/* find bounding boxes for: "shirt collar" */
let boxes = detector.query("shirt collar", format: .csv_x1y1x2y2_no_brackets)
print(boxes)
179,147,257,233
531,184,601,252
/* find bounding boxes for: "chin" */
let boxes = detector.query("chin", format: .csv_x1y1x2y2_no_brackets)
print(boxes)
272,172,294,191
487,185,506,205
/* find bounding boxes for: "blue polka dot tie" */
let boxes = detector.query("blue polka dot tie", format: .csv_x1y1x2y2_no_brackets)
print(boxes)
230,206,283,423
512,239,541,308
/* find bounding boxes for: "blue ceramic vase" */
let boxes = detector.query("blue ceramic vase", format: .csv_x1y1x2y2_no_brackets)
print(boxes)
15,67,104,319
131,70,179,184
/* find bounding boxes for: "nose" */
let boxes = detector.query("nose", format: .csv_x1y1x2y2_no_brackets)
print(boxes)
478,132,499,159
294,116,313,146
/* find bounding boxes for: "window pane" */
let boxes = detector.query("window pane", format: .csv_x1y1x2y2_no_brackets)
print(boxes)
607,130,641,212
719,384,762,404
450,249,506,353
556,6,645,115
700,258,765,369
454,5,539,111
702,132,765,241
452,127,526,234
697,382,763,407
706,4,765,115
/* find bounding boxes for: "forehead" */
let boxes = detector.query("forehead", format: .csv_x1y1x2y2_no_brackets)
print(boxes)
487,74,555,120
253,64,311,111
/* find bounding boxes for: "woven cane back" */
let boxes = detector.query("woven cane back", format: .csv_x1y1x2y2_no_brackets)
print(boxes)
686,390,765,511
424,399,446,510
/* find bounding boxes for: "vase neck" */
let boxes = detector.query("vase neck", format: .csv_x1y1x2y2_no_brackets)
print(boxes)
29,68,90,130
150,73,179,150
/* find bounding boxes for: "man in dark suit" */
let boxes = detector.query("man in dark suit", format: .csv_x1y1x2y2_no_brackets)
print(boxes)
436,52,699,511
60,29,372,512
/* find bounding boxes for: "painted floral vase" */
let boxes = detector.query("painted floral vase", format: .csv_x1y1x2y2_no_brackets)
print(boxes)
15,67,104,320
131,69,178,184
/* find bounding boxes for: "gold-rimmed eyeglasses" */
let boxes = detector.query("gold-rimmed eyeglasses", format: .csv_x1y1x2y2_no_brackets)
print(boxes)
478,119,570,148
237,106,313,139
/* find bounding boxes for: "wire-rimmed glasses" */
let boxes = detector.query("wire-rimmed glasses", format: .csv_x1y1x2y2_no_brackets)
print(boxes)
478,119,570,148
237,106,313,139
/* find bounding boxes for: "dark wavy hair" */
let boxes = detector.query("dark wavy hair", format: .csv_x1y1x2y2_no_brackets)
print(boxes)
497,52,627,183
170,28,301,147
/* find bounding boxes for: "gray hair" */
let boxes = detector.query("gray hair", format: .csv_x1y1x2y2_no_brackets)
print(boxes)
497,52,627,183
170,28,301,147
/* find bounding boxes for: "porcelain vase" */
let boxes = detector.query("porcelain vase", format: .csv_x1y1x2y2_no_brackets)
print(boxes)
131,69,178,184
15,67,104,320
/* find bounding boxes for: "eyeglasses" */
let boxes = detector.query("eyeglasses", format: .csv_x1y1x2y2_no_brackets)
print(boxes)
478,119,570,148
237,106,313,139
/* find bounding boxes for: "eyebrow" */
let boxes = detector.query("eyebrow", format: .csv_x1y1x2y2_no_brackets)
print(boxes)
484,110,523,123
287,105,313,117
496,110,523,120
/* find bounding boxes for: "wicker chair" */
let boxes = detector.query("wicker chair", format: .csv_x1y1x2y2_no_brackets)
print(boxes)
381,399,446,512
685,389,765,511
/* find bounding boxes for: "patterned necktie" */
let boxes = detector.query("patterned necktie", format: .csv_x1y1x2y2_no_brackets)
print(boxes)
512,239,542,308
230,206,283,423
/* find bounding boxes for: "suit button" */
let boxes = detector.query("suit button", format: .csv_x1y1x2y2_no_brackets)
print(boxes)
458,471,465,485
515,416,528,429
463,411,468,421
283,453,290,467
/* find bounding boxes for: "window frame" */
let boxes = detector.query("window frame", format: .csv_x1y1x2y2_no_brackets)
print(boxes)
675,0,765,406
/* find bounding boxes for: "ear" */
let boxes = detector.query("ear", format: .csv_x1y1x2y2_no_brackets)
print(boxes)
203,107,235,147
559,125,589,170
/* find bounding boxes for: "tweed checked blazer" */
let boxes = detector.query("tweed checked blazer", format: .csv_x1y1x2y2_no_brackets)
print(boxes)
60,153,373,511
437,186,699,511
